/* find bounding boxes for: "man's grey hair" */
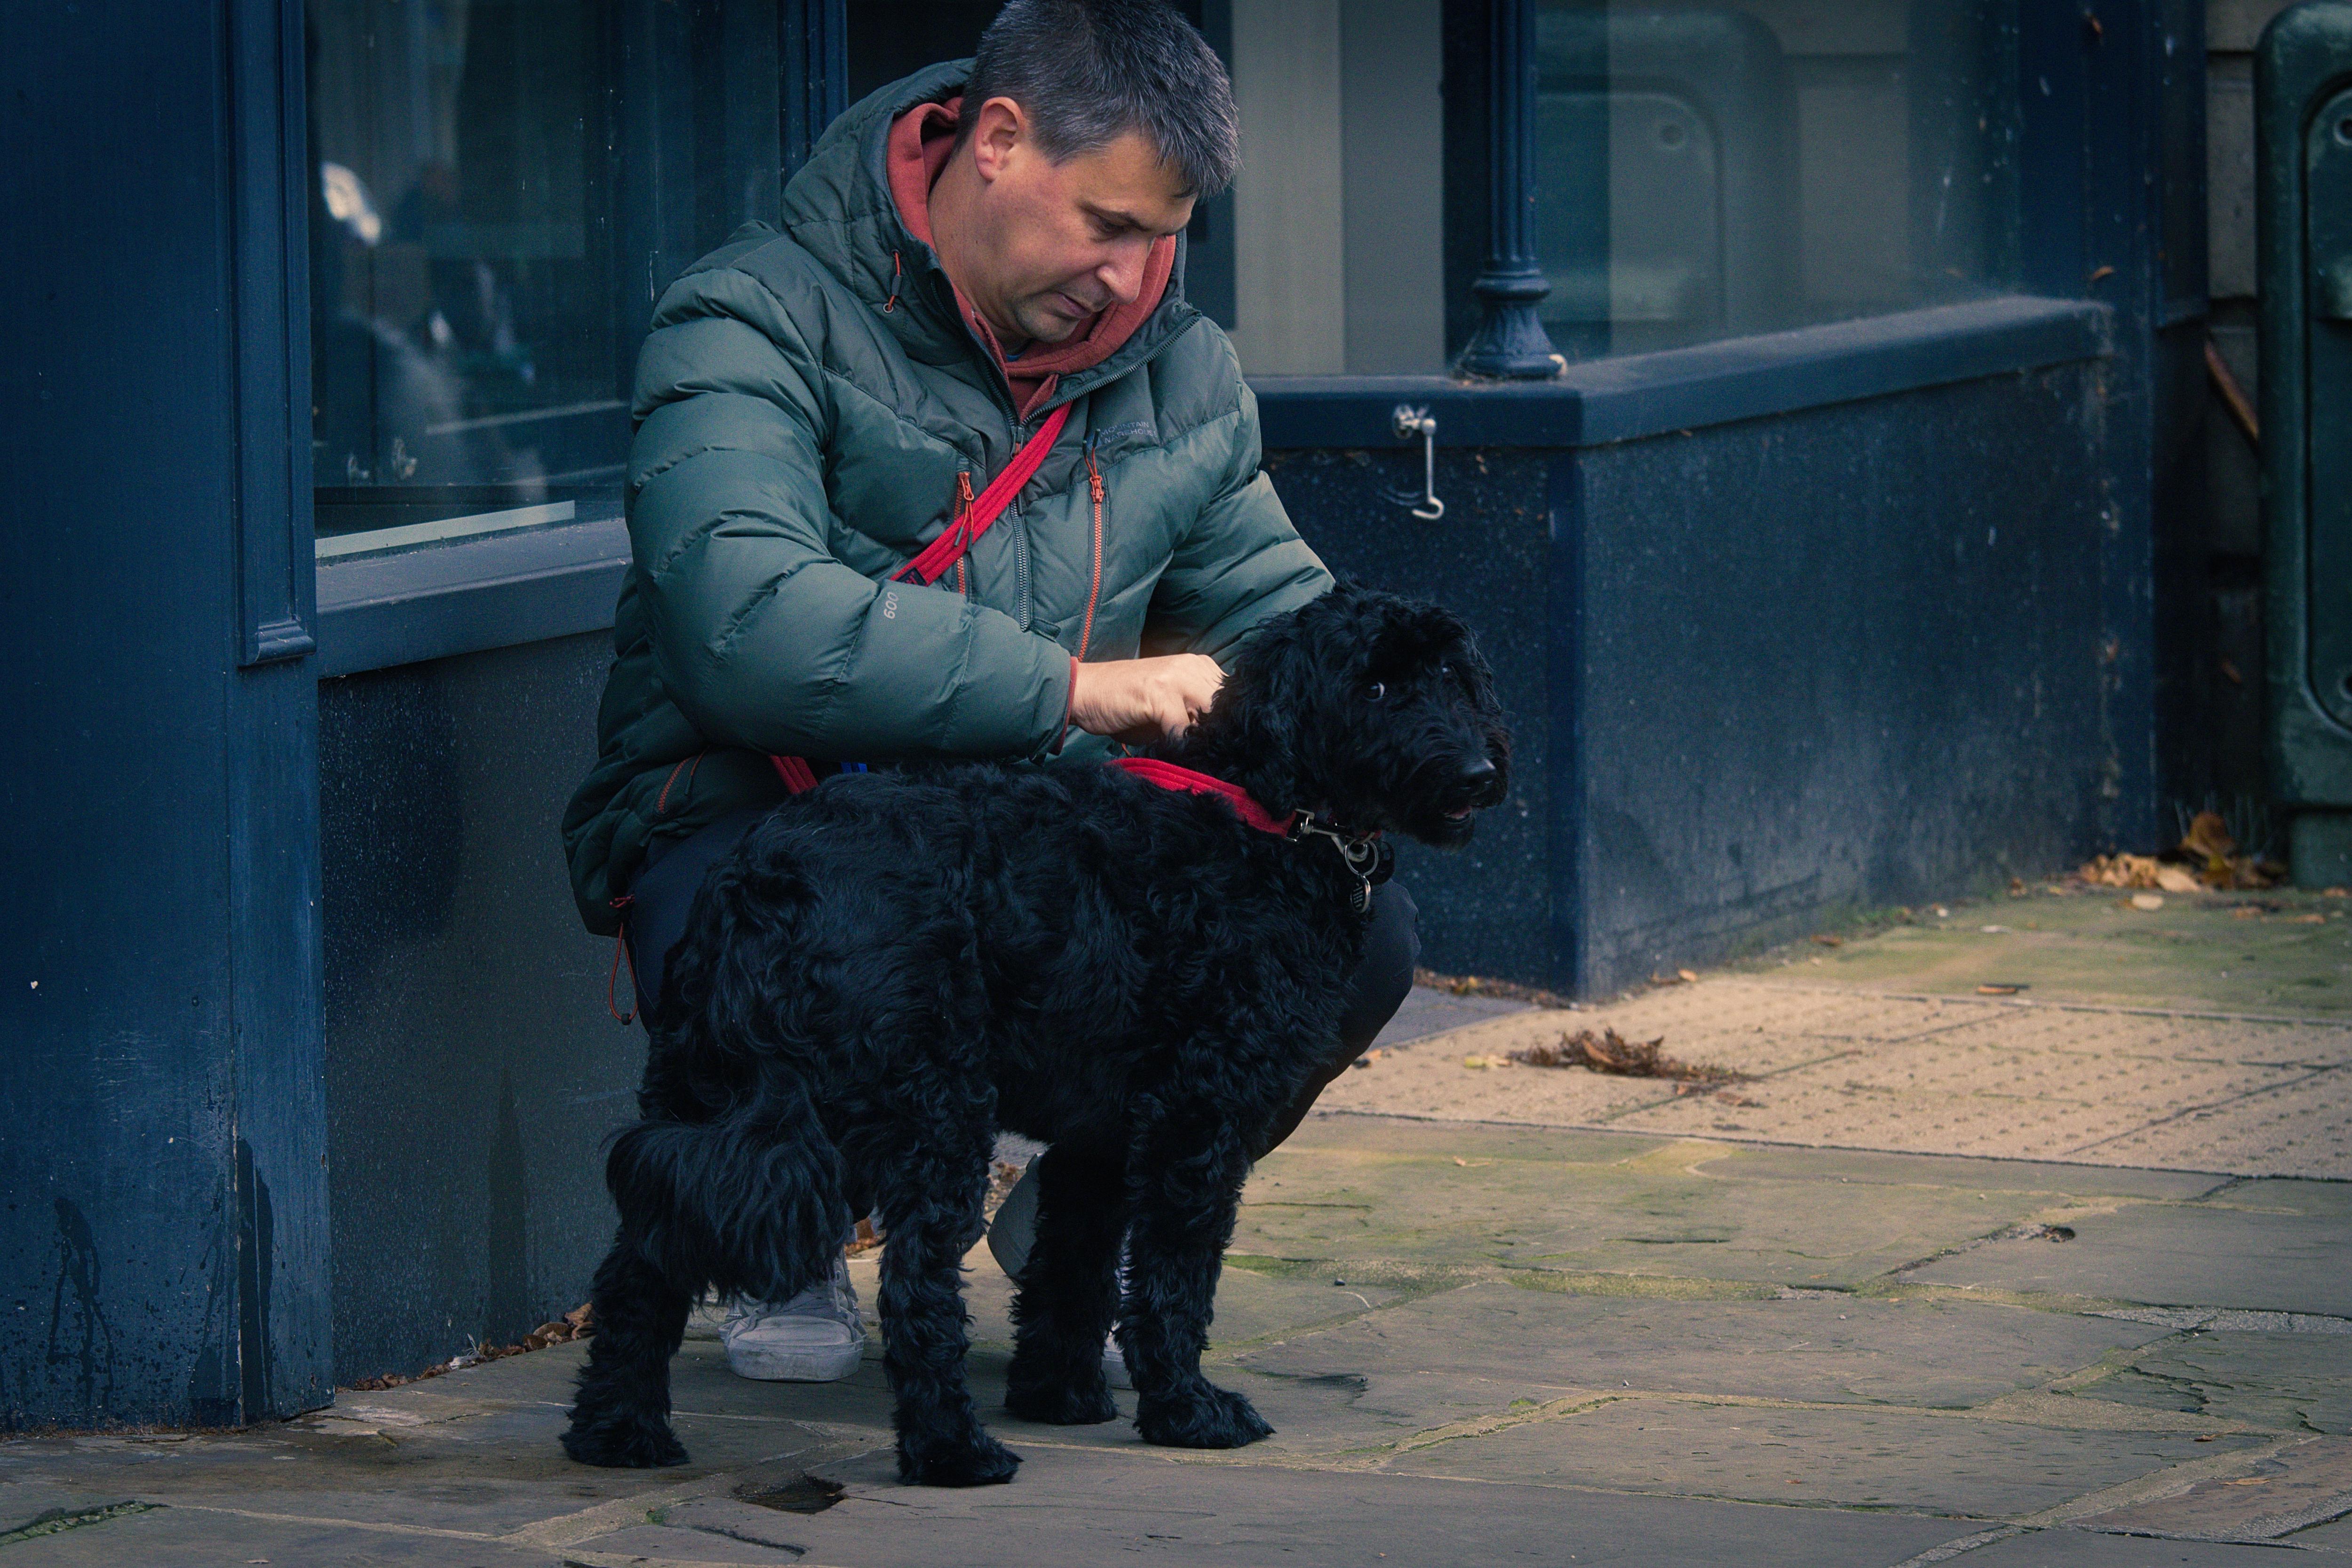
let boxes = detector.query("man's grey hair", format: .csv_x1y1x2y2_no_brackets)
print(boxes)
956,0,1240,200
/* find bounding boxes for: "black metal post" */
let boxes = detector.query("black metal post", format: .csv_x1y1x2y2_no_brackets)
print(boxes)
1457,0,1559,378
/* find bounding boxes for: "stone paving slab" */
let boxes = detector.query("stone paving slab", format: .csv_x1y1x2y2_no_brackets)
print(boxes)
1954,1526,2320,1566
2080,1331,2352,1435
1901,1181,2352,1316
2062,1435,2352,1543
1389,1397,2270,1519
2297,1512,2352,1553
1344,980,2352,1178
6,1115,2346,1566
1236,1279,2177,1411
4,1504,573,1566
769,1444,1979,1568
1231,1118,2233,1291
1753,889,2352,1020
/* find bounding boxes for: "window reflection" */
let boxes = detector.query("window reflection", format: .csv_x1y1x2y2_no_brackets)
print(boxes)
309,0,630,544
1533,0,2020,360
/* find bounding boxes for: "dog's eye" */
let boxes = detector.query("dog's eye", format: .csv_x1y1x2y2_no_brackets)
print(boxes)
1366,681,1386,701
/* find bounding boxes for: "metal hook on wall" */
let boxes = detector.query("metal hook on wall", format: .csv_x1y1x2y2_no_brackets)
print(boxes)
1391,405,1444,521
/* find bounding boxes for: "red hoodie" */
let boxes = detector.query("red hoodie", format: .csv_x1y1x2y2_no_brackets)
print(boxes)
887,97,1176,422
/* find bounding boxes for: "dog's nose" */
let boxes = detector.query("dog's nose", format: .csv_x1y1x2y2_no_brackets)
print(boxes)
1459,757,1497,785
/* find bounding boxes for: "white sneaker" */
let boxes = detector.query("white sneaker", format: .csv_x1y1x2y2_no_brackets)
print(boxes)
1102,1250,1137,1389
720,1252,866,1382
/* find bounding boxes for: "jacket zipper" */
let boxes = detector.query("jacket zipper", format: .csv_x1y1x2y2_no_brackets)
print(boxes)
1078,439,1105,661
1011,493,1033,630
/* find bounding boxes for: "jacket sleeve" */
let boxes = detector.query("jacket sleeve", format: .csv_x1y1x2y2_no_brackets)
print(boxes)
1141,369,1333,663
625,265,1073,760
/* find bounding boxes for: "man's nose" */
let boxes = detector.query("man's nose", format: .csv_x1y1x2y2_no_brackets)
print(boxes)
1097,239,1151,305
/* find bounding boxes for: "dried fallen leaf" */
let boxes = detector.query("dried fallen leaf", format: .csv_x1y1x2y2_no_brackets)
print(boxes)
2155,865,2201,893
2290,913,2326,924
2131,892,2164,911
2180,810,2237,862
1509,1028,1742,1083
1977,984,2027,995
1677,968,1699,983
2083,852,2163,889
1812,934,1843,947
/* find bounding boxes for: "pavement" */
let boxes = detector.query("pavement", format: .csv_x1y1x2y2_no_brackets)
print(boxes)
4,883,2348,1566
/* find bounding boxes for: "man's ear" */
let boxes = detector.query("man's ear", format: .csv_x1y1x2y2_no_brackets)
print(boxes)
968,96,1027,184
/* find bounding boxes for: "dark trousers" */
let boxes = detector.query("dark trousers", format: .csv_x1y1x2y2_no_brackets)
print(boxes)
623,806,1417,1156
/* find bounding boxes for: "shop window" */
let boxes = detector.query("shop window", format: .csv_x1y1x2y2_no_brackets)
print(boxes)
307,0,787,557
1531,0,2021,360
1225,0,1446,375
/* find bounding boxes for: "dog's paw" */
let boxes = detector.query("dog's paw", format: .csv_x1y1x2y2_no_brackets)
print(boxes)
561,1411,689,1469
897,1428,1022,1488
1004,1371,1118,1426
1135,1381,1275,1449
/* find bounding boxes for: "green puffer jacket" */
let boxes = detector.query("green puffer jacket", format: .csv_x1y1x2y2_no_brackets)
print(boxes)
562,62,1331,934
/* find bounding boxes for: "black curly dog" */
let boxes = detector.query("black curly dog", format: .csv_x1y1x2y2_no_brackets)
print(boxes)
561,583,1510,1485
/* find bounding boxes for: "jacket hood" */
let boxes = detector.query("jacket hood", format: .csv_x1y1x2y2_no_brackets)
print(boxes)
778,60,1200,411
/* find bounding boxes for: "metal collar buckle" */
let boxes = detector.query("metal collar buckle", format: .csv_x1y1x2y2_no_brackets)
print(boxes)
1289,813,1393,914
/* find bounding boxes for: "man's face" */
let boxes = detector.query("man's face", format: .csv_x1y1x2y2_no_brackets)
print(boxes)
957,98,1195,345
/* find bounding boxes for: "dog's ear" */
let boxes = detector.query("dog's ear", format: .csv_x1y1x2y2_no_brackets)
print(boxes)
1199,608,1316,806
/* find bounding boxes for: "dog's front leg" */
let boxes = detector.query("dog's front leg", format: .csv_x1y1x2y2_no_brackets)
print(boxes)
1004,1141,1125,1425
1121,1113,1275,1449
874,1131,1021,1487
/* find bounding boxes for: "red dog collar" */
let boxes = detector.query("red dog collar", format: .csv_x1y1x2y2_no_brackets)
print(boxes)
1106,757,1295,836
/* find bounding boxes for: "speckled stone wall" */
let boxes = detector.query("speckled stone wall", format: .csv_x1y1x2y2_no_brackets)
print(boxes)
1564,363,2110,992
1268,362,2114,996
1263,446,1562,985
320,635,639,1383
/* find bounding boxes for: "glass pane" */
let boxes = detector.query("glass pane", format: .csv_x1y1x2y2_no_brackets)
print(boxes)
308,0,625,548
1531,0,2021,361
307,0,784,556
1225,0,1447,376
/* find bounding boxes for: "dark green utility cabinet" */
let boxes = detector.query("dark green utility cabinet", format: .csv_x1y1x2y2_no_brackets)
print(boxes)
2262,1,2352,884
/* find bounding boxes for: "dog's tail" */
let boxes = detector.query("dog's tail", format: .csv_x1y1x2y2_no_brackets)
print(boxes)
604,1075,847,1303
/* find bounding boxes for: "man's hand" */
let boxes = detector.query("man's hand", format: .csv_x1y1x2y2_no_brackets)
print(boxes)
1068,654,1224,744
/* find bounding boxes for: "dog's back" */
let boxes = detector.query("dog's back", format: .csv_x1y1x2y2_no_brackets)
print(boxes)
652,762,1367,1162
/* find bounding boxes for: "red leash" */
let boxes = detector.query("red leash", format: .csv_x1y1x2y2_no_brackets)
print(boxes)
771,405,1074,794
1105,757,1295,836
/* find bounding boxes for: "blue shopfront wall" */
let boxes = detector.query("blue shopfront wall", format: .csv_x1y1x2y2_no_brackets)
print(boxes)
4,0,2204,1422
4,0,330,1426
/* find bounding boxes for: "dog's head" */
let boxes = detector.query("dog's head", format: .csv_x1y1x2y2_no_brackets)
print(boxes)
1176,582,1512,847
